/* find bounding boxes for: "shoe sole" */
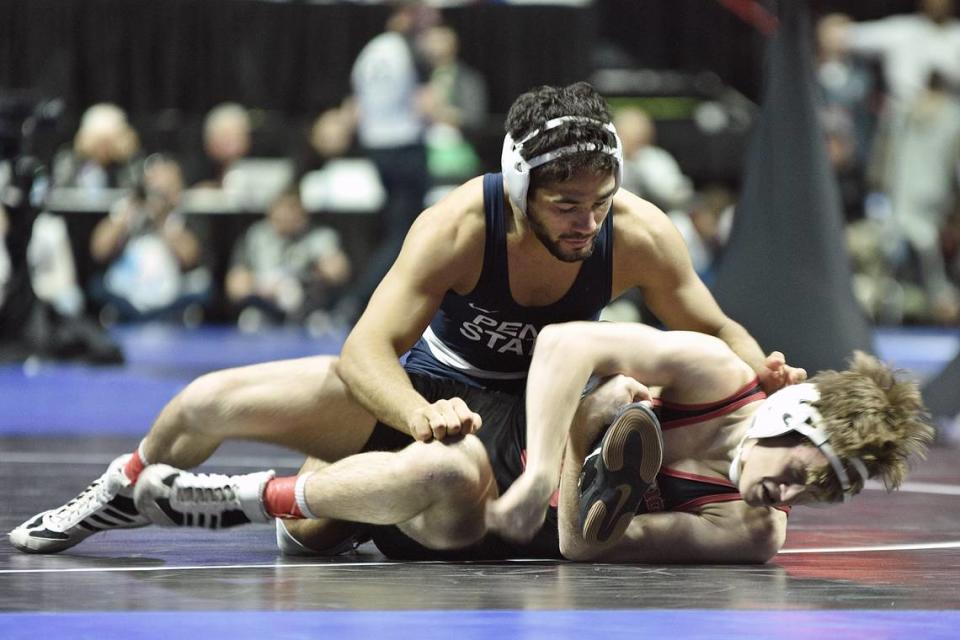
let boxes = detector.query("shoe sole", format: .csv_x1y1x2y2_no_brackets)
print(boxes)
581,402,663,545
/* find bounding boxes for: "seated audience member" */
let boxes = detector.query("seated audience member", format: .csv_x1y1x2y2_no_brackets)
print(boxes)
226,190,350,330
89,155,211,325
668,186,734,287
52,103,141,191
418,25,487,184
295,107,356,180
191,103,252,188
614,106,693,213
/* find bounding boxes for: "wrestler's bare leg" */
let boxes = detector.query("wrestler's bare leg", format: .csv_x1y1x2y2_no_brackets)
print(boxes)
279,457,371,555
137,435,498,553
143,356,376,466
10,355,380,554
298,435,497,550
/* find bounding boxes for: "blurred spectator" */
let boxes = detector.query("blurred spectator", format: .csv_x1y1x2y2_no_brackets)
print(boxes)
873,72,960,323
295,107,356,180
816,13,879,169
831,0,960,111
418,24,486,184
192,102,252,188
614,106,693,212
297,107,387,214
1,158,122,364
419,25,488,133
668,185,734,287
89,155,211,325
338,0,436,322
226,190,350,332
28,212,85,318
820,105,868,221
52,103,141,190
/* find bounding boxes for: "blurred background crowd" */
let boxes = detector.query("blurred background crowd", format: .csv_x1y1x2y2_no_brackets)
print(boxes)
2,0,960,361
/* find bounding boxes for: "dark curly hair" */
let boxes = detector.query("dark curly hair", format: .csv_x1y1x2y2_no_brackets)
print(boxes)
504,82,619,190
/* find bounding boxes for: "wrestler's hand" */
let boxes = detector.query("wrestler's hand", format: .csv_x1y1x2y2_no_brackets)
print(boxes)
407,397,483,442
758,351,808,394
573,375,652,457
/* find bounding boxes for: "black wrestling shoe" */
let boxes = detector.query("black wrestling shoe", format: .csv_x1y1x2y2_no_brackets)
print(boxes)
578,402,663,545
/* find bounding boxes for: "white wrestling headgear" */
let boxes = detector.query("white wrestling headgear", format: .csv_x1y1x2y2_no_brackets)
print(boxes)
500,116,623,216
728,383,870,504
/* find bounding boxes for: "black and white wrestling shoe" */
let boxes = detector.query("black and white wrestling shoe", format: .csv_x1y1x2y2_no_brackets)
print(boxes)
133,464,274,529
9,454,148,553
578,402,663,545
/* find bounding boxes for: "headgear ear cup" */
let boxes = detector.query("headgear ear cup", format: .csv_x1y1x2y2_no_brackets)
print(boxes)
500,116,623,216
501,132,532,217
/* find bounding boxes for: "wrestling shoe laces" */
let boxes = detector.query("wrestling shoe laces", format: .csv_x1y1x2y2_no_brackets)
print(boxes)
134,464,274,529
8,454,147,554
578,402,663,545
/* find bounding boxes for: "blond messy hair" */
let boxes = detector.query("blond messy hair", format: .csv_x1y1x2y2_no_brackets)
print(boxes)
808,351,934,502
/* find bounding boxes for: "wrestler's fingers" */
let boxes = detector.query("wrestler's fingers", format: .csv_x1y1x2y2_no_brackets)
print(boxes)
765,351,786,369
410,416,434,442
450,397,483,434
786,365,808,384
629,381,653,403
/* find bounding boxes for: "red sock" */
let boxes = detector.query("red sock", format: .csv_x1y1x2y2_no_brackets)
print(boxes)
123,450,146,483
263,476,304,519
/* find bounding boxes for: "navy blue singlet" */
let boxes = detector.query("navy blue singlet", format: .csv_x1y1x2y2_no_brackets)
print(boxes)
404,173,613,393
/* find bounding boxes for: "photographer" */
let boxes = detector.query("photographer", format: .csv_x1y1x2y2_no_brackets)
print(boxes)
0,96,123,363
89,154,210,325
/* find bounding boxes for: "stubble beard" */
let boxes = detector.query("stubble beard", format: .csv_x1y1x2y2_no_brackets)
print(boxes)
526,211,598,263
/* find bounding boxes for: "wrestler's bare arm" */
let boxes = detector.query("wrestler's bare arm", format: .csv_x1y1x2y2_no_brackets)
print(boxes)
486,323,751,538
613,193,805,391
338,178,486,441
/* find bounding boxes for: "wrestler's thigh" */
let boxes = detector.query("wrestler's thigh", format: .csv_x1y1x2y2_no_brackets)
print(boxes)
194,355,376,461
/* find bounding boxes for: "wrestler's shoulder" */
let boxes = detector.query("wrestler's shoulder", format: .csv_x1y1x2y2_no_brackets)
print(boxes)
417,176,487,243
611,189,677,247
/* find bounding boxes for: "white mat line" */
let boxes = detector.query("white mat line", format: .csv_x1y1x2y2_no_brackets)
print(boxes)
0,451,305,469
778,540,960,554
0,561,401,575
0,557,553,575
863,480,960,495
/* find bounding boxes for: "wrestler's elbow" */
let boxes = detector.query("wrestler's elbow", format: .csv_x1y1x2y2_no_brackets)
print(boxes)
735,509,787,563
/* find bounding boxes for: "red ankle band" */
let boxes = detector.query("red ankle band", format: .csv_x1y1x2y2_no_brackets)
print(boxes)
123,450,146,483
263,476,304,519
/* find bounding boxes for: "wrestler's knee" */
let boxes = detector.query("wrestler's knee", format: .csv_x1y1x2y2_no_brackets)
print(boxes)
401,435,490,498
177,370,236,434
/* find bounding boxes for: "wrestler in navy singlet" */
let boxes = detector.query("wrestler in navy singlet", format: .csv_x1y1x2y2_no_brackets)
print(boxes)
404,173,614,392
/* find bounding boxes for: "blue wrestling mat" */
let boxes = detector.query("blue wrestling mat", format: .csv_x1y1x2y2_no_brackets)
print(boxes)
1,609,957,640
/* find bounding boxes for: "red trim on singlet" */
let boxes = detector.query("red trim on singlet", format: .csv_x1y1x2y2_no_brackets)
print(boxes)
674,493,743,512
654,378,766,431
657,378,763,411
660,466,737,489
658,467,789,514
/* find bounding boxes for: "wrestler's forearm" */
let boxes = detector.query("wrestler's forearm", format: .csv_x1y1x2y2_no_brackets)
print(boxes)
714,319,767,380
522,326,597,484
338,335,427,436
